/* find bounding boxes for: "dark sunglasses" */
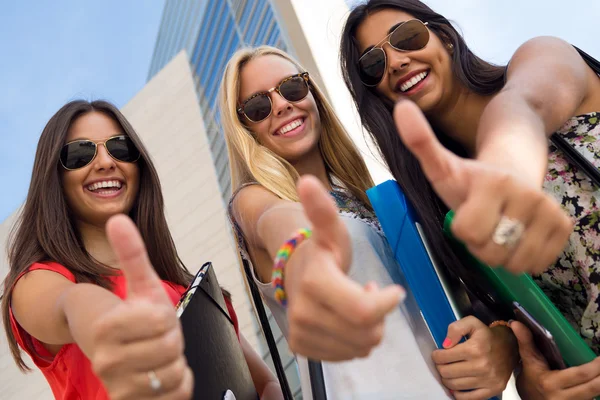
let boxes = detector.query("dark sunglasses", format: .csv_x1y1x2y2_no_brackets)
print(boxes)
358,19,430,87
237,72,310,123
59,135,141,170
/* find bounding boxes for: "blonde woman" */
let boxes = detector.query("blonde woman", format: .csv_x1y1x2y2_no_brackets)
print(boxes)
219,46,518,400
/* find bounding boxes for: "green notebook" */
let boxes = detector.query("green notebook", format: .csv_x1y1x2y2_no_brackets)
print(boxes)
444,211,596,367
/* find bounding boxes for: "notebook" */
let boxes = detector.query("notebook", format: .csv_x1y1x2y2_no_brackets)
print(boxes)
444,211,596,367
177,262,258,400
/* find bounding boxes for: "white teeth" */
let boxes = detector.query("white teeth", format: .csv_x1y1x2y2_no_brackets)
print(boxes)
278,118,303,135
400,71,428,92
87,180,122,192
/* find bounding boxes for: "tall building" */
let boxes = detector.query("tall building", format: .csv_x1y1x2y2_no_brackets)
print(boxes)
148,0,295,201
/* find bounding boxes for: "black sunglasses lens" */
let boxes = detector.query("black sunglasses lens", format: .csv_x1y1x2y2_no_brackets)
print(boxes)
106,136,140,162
280,76,309,102
390,19,429,51
359,49,386,86
60,141,96,169
243,95,272,122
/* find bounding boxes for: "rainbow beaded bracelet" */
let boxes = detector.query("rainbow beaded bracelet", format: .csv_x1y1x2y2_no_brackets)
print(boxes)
272,228,313,307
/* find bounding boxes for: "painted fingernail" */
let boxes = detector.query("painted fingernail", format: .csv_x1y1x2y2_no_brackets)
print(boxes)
442,338,452,348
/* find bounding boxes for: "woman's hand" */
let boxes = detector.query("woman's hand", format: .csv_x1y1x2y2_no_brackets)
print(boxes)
394,99,573,274
284,176,405,361
432,316,519,400
512,320,600,400
90,215,193,400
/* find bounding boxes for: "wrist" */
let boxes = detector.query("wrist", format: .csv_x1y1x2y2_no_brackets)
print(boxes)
491,323,520,368
272,228,313,307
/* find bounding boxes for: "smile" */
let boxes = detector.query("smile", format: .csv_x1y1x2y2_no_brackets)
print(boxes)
86,180,123,196
399,71,429,92
275,118,305,136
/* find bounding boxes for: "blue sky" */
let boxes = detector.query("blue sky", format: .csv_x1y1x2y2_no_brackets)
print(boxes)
0,1,165,222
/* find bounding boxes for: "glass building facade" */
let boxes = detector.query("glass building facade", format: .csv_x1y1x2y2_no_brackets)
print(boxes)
148,0,293,201
148,1,302,398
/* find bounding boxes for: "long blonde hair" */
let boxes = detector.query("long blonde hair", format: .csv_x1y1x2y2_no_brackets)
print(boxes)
219,45,374,206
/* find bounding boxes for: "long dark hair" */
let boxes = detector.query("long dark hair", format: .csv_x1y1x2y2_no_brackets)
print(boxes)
340,0,509,317
2,100,193,370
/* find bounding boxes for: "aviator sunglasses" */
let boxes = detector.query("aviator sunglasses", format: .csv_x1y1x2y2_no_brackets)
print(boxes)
59,135,141,170
237,72,310,123
358,19,430,87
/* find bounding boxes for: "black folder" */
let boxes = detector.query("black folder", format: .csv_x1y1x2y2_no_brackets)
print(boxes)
177,262,258,400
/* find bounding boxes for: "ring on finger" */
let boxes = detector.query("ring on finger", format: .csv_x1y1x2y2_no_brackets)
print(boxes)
147,370,162,392
492,215,525,248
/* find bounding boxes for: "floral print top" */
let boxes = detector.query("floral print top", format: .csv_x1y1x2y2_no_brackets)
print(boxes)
330,186,383,234
537,111,600,353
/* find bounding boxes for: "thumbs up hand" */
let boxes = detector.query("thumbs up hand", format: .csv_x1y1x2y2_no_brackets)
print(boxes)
89,215,193,400
284,176,405,361
394,99,572,275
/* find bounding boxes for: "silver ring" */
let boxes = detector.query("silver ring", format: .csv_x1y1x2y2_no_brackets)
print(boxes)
492,216,525,248
148,370,162,392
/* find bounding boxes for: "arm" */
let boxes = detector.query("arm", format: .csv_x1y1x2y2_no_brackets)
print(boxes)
476,36,597,186
11,270,122,355
239,333,283,400
232,184,312,283
232,177,402,362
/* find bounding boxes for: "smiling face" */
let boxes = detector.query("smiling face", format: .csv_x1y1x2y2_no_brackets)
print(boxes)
60,111,140,227
238,54,322,163
355,8,456,113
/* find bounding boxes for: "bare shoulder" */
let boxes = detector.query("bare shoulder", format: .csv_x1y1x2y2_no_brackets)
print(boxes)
231,184,299,247
231,184,283,224
509,36,587,75
510,36,600,112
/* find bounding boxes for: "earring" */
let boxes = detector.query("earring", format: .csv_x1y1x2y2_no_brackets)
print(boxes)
447,43,454,49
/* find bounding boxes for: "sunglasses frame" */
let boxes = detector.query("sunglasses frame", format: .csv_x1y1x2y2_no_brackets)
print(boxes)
358,19,430,87
59,134,141,171
237,72,310,123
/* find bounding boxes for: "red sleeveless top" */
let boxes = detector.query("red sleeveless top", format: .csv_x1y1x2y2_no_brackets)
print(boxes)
9,262,239,399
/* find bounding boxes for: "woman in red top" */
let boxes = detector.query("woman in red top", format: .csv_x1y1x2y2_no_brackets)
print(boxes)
1,100,282,399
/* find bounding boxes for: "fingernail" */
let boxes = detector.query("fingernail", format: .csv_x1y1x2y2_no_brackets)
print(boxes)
508,319,514,326
397,286,406,302
442,338,452,348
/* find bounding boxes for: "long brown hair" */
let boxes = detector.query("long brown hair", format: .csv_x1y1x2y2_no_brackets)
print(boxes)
340,0,511,320
2,100,193,371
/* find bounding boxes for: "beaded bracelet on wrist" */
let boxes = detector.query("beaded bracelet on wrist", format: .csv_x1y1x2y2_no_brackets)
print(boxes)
272,228,312,307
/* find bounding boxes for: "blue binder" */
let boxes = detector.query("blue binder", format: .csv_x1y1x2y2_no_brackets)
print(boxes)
367,180,460,347
368,180,501,400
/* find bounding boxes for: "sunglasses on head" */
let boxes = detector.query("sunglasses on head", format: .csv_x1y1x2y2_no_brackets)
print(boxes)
59,135,141,170
237,72,310,123
358,19,430,87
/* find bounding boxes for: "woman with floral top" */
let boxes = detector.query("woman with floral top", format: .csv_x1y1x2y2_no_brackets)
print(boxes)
340,0,600,398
